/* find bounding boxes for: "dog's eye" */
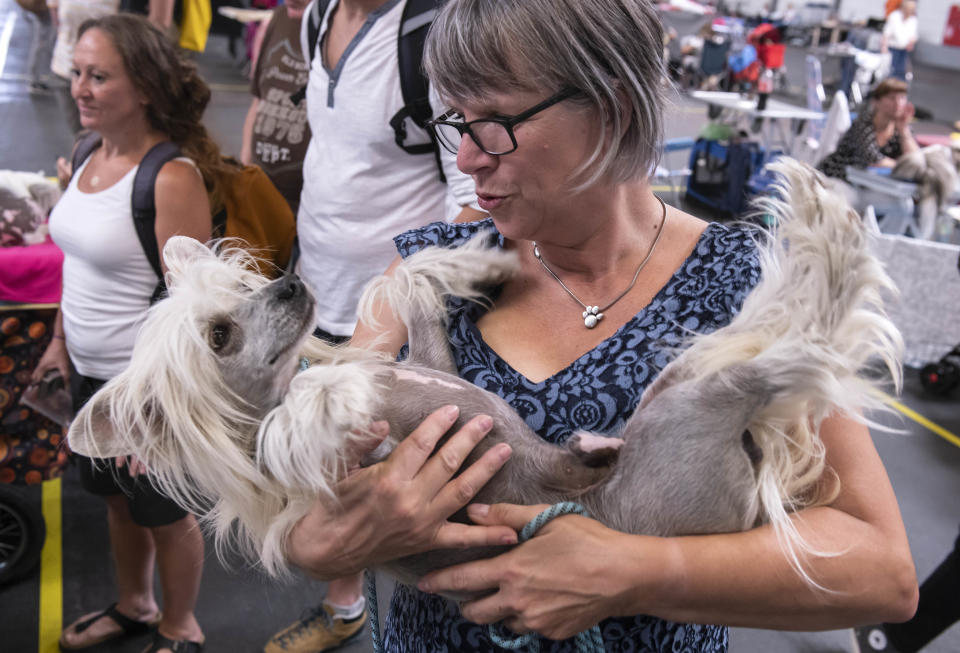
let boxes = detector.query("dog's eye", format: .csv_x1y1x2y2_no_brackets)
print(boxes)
210,323,231,351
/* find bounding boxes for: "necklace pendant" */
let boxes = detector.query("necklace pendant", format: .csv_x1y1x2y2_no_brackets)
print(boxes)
582,306,603,329
90,175,100,187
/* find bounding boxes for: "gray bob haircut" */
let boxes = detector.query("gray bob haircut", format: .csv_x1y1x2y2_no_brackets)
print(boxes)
423,0,668,187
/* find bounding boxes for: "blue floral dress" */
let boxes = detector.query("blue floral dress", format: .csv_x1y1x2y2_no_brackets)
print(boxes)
382,218,761,653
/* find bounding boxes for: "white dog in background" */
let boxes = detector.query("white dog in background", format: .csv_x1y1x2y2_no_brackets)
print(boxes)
68,159,902,596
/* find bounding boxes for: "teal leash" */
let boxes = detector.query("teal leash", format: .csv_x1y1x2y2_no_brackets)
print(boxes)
486,502,606,653
361,503,604,653
365,568,383,652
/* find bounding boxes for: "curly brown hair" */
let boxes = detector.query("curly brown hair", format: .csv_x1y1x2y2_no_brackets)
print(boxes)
77,14,230,209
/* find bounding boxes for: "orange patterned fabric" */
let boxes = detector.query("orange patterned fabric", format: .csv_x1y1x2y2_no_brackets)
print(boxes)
0,307,69,485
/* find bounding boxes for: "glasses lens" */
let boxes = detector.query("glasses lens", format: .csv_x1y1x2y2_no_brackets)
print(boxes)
433,122,463,154
471,121,515,155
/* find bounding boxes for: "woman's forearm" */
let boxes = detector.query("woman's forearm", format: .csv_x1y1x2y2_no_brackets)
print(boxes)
620,415,917,629
620,508,916,629
898,125,919,156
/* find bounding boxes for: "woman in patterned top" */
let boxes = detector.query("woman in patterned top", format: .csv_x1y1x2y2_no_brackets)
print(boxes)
818,77,919,180
286,1,918,651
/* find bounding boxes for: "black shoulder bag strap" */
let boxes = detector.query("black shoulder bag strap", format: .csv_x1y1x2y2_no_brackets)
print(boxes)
388,0,446,182
130,142,183,303
289,0,330,105
70,131,104,179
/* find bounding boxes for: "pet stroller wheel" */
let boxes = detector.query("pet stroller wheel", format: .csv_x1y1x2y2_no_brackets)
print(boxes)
920,361,960,395
0,485,46,586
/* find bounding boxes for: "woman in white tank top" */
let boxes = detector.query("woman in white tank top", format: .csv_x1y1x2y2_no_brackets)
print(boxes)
32,14,223,653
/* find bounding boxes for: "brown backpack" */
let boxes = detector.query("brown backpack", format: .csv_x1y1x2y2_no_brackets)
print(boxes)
212,159,296,277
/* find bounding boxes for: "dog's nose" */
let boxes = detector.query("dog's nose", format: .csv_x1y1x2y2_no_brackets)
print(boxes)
276,274,304,301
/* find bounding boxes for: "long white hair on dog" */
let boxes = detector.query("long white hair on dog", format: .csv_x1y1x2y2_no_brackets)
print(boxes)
255,354,388,576
675,159,903,589
357,232,518,336
74,240,302,564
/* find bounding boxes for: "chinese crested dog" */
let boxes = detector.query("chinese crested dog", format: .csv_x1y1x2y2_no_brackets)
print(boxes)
68,159,902,594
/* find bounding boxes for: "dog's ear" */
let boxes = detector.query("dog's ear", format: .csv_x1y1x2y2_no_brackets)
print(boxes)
163,236,214,282
67,387,138,459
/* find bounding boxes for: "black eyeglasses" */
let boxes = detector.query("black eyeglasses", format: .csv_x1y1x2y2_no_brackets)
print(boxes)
427,87,580,156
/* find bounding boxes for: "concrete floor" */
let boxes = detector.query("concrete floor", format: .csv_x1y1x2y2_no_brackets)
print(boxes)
1,1,960,651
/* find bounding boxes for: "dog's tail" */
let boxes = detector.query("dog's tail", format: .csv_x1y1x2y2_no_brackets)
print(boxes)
677,158,903,589
357,233,518,372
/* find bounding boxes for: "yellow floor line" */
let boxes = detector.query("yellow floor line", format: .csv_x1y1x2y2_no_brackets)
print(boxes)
883,394,960,448
38,477,62,653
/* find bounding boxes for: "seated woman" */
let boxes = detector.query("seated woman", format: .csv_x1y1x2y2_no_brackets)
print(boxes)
818,77,919,180
287,1,919,651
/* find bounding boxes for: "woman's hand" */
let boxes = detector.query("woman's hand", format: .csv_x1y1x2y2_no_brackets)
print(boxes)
895,102,915,130
56,156,71,190
286,405,517,580
31,336,70,386
418,503,641,640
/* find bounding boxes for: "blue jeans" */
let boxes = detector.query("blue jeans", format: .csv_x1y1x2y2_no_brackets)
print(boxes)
890,47,909,80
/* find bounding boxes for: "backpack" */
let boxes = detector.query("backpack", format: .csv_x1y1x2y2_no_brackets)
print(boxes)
292,0,446,181
71,132,296,301
684,138,766,219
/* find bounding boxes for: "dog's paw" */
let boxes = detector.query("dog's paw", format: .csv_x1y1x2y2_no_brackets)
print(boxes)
566,431,624,467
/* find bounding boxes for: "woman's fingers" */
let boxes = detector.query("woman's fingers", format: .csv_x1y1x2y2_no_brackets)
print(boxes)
432,518,517,551
390,405,463,478
466,503,550,530
56,156,71,189
419,555,504,598
430,440,512,518
418,413,495,489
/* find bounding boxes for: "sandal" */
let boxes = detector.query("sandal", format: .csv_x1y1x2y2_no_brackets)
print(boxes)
59,602,161,650
140,632,205,653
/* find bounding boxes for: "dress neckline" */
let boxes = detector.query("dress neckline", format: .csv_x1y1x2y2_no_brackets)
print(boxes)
462,221,724,387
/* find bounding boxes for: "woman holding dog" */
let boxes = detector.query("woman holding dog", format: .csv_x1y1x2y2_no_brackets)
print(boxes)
287,0,918,651
32,14,217,653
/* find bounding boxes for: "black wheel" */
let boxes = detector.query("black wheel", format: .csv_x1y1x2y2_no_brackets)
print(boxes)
707,103,723,119
0,486,46,586
919,361,960,395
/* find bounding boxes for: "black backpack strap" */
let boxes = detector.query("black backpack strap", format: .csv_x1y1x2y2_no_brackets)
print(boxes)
131,142,183,301
388,0,446,182
70,131,103,180
290,0,330,105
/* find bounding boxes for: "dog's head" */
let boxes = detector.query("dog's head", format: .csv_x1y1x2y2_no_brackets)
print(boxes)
68,236,316,511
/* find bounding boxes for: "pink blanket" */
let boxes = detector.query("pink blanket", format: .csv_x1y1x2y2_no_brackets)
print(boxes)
0,241,63,304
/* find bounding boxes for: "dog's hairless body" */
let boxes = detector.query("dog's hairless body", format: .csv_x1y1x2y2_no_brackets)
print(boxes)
68,160,902,596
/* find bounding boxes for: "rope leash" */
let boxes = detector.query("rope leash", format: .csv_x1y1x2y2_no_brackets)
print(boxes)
364,502,605,653
365,568,383,653
487,502,605,653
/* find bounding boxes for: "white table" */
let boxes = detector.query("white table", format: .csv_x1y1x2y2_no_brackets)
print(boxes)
217,6,273,24
690,90,825,156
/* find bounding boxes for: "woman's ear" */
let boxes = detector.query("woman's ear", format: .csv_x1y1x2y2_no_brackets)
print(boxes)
600,84,632,142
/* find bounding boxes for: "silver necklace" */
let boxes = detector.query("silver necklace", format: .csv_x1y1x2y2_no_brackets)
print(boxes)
532,197,667,329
